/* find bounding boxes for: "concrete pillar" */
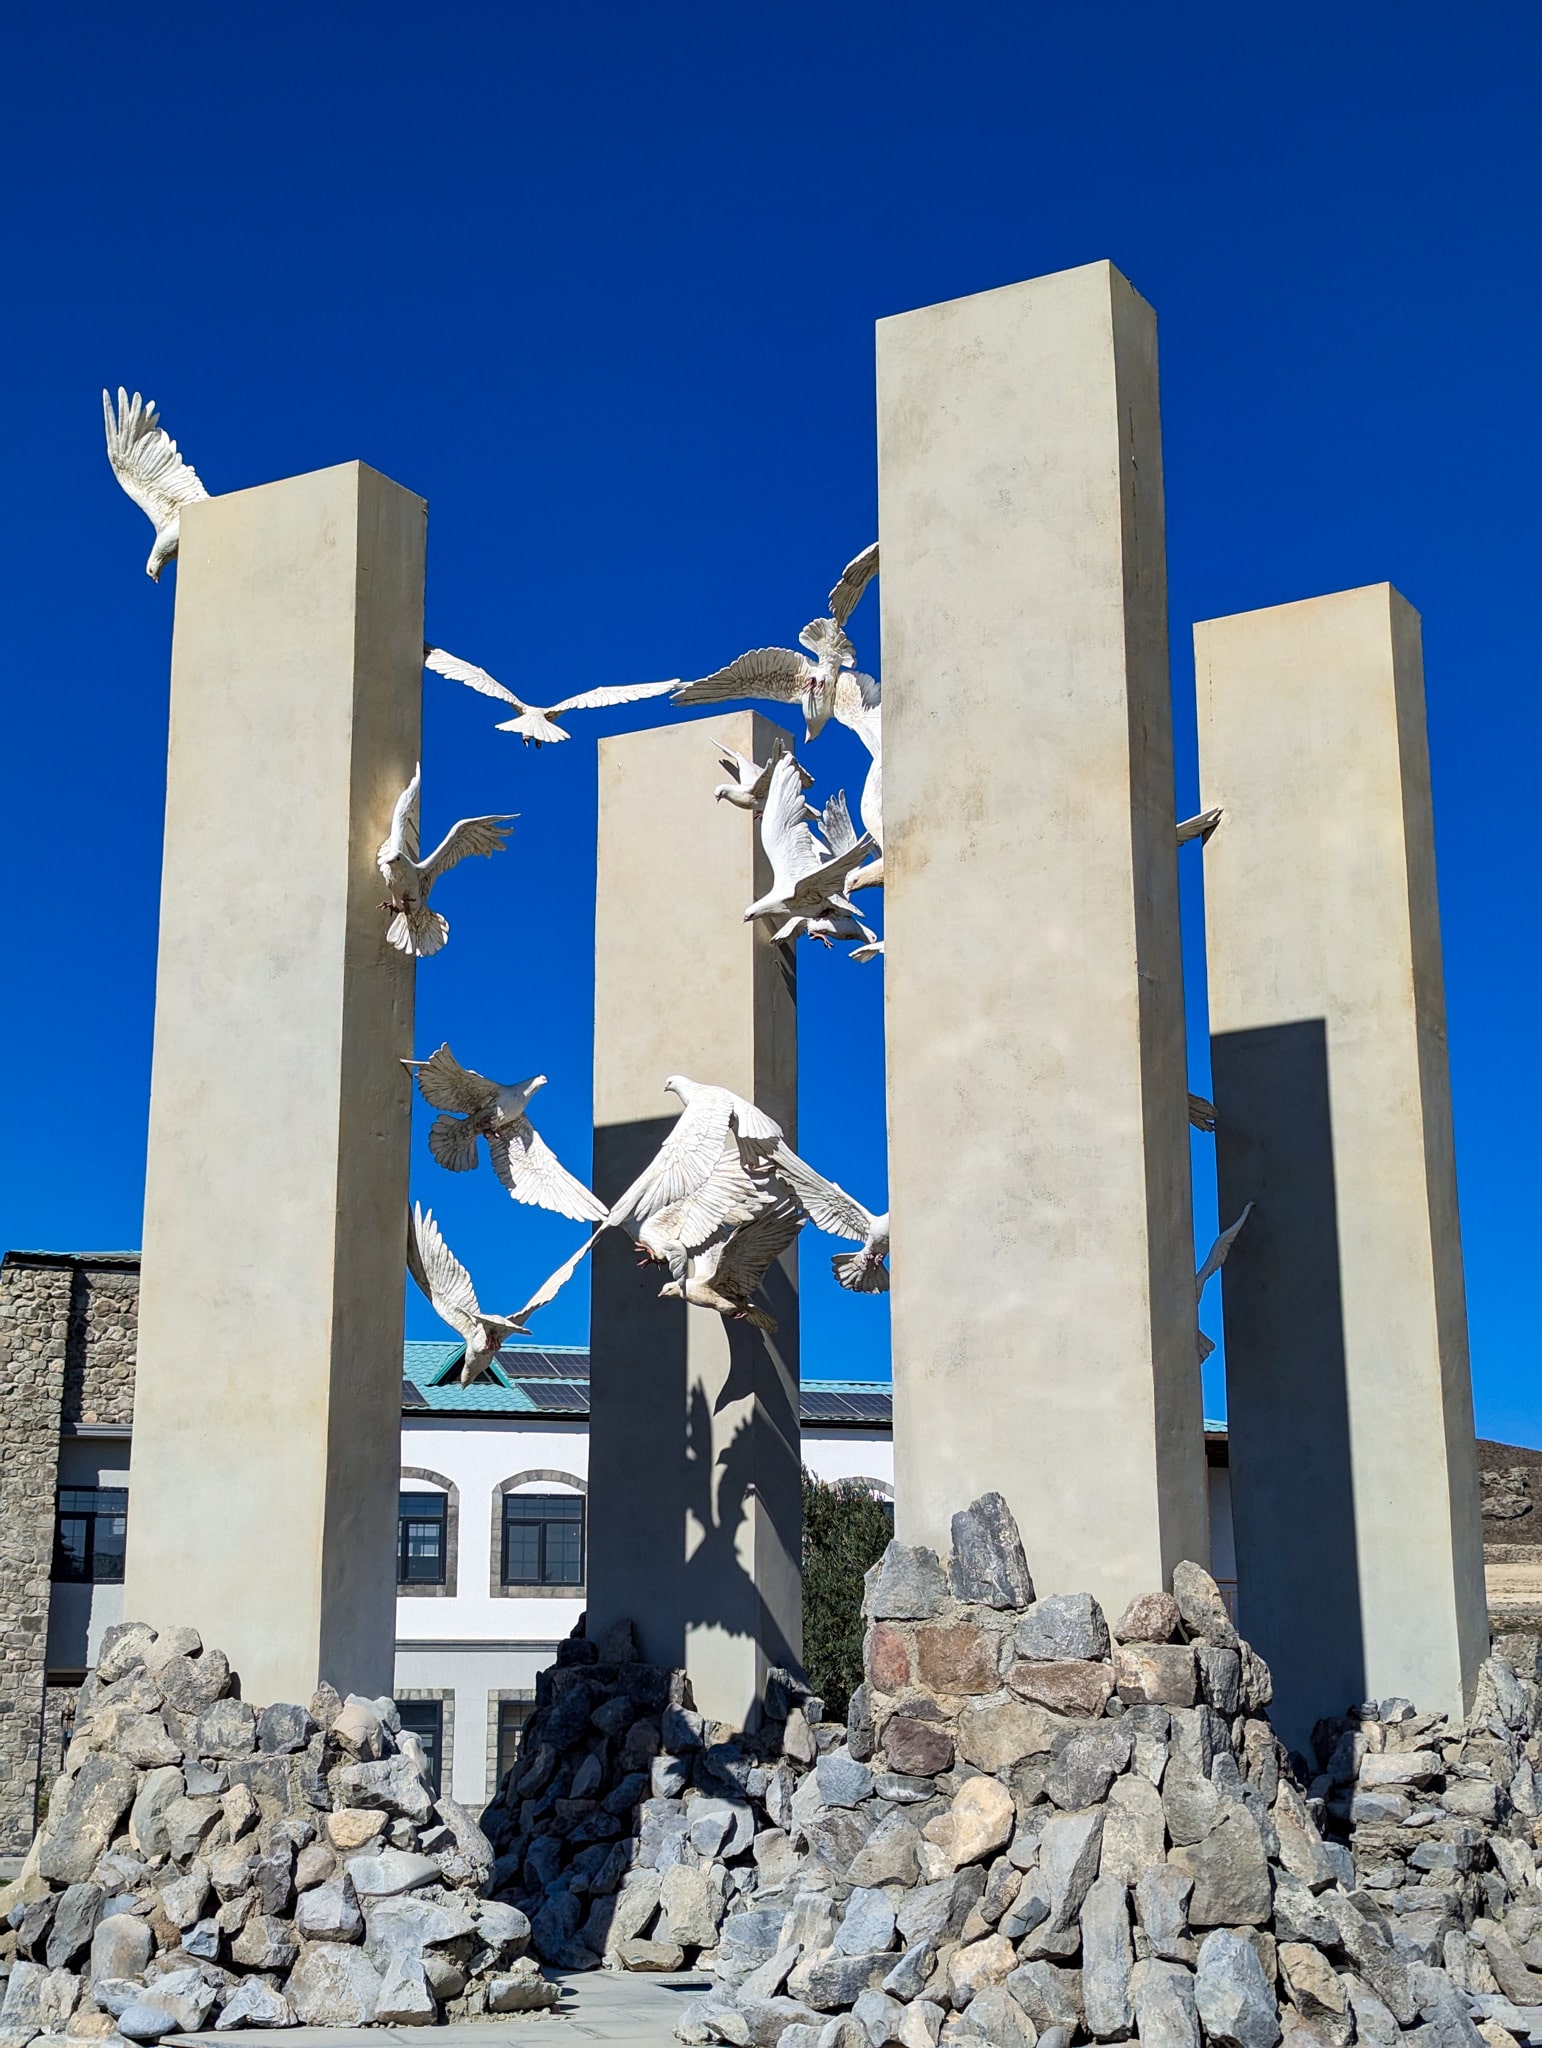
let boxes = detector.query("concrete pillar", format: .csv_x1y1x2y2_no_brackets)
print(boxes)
876,262,1208,1615
587,712,800,1728
124,463,423,1708
1195,584,1486,1749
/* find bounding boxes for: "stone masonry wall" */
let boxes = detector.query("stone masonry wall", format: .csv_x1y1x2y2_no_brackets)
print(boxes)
61,1266,137,1430
0,1262,72,1856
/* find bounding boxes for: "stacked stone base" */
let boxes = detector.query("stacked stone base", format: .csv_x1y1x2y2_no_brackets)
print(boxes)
483,1497,1542,2048
0,1623,552,2039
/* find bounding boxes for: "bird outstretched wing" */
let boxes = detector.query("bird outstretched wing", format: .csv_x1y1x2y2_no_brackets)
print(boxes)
820,791,859,859
406,1044,500,1117
420,812,516,887
513,1227,606,1322
713,1195,805,1299
1188,1092,1217,1133
103,388,208,532
760,752,827,889
828,543,879,628
424,646,525,709
1196,1201,1254,1296
674,647,807,706
407,1204,483,1341
772,1147,876,1244
609,1093,738,1232
544,679,682,717
378,767,422,875
489,1124,609,1224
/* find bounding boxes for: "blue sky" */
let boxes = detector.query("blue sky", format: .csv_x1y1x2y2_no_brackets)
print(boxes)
3,4,1537,1431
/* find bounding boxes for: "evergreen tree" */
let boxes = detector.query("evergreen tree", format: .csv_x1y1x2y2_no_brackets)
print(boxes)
800,1468,893,1720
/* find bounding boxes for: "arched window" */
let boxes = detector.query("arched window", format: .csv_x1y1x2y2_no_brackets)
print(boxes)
491,1470,587,1598
398,1468,460,1599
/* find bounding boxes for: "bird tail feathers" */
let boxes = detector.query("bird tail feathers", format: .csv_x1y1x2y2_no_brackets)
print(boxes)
496,710,569,745
428,1115,481,1173
739,1303,778,1332
833,1249,890,1294
387,907,450,956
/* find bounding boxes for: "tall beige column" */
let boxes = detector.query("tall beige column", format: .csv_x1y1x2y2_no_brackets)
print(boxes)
125,463,423,1707
1195,585,1486,1750
586,712,800,1729
876,263,1208,1615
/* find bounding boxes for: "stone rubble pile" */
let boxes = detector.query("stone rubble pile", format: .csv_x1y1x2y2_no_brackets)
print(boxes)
0,1622,554,2039
486,1494,1542,2048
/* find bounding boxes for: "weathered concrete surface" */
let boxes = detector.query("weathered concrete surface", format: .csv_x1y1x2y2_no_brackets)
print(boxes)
876,262,1208,1615
587,712,801,1728
125,463,424,1707
1195,584,1487,1750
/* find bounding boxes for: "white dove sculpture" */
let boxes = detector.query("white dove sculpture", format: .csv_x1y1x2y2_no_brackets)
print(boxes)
658,1193,804,1331
832,668,884,850
1196,1202,1254,1362
745,753,876,944
1177,807,1224,846
376,766,515,956
673,543,879,742
424,646,680,746
407,1204,584,1383
103,388,209,581
607,1077,786,1274
773,1148,889,1293
404,1045,606,1224
1188,1092,1217,1133
712,735,814,814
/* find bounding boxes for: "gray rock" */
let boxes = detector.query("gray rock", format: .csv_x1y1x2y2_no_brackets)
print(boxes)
97,1622,158,1683
485,1960,560,2012
159,1862,212,1930
182,1917,221,1959
844,1812,921,1891
1039,1805,1107,1935
949,1493,1035,1609
230,1913,300,1971
661,1864,723,1949
717,1906,789,1981
1197,1646,1243,1713
214,1978,295,2028
285,1940,383,2023
651,1753,691,1798
1195,1929,1282,2048
1134,1864,1194,1961
1017,1594,1111,1664
1161,1754,1222,1844
867,1542,951,1620
330,1756,434,1823
1100,1771,1167,1885
158,1648,233,1712
362,1892,476,1968
1415,1997,1488,2048
127,1966,218,2032
44,1882,103,1969
0,1960,48,2037
1170,1805,1272,1927
38,1752,139,1885
118,2000,180,2040
788,1948,890,2011
690,1794,756,1857
1002,1883,1051,1942
295,1873,363,1942
343,1848,440,1897
896,1870,985,1948
835,1888,897,1957
373,1950,437,2025
1005,1959,1083,2031
89,1912,153,1987
193,1697,256,1758
161,1792,222,1862
474,1897,532,1964
1171,1561,1240,1649
257,1701,317,1754
1133,1957,1202,2048
1269,1874,1339,1950
1077,1876,1133,2037
1044,1722,1132,1810
882,1943,937,2001
110,1713,183,1769
816,1751,874,1809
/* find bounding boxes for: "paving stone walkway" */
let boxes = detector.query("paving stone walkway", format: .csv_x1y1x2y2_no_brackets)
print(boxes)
171,1971,708,2047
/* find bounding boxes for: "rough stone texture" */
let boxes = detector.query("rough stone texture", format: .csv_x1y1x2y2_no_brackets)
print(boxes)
1080,1874,1134,2037
0,1258,73,1855
948,1494,1036,1610
1196,1929,1284,2048
285,1941,383,2024
1017,1593,1111,1663
1115,1590,1183,1644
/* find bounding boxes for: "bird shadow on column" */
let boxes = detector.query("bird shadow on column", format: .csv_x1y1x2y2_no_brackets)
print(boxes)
1213,1016,1363,1759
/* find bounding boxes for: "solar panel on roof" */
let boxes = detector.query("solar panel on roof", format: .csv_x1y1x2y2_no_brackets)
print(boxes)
511,1380,592,1415
799,1388,893,1425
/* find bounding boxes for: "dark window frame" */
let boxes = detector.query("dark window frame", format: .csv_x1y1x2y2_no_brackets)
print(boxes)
397,1491,449,1587
396,1698,444,1796
500,1491,585,1587
52,1487,128,1584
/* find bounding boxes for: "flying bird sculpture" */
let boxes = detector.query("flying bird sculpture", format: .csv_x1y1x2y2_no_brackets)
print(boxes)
673,543,880,741
103,388,208,581
746,753,876,945
712,736,813,814
773,1149,889,1293
1196,1201,1254,1362
424,646,679,745
820,790,883,897
376,766,515,956
1188,1093,1217,1133
404,1045,606,1223
658,1194,804,1331
606,1077,785,1276
407,1203,581,1382
832,668,884,849
1177,807,1224,846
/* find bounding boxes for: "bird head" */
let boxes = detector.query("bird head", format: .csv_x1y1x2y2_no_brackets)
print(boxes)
146,529,177,582
657,1279,684,1302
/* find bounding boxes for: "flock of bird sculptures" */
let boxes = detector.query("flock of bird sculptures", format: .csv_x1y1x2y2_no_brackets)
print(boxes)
103,386,1246,1383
